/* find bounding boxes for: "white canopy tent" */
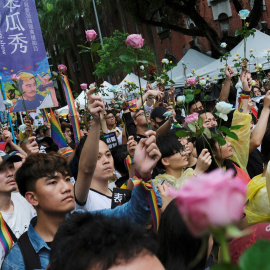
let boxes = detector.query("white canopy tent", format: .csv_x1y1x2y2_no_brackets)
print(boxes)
57,81,113,114
189,30,270,82
118,73,148,100
172,49,216,87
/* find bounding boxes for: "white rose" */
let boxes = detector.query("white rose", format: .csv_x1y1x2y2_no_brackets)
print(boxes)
140,65,144,70
235,82,243,89
177,95,185,104
161,58,169,65
256,64,263,70
220,42,227,49
252,80,256,86
215,101,234,121
200,79,206,86
233,57,239,61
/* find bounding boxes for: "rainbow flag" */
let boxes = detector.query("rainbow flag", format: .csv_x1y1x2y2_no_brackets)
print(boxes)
131,176,160,230
61,75,81,146
0,212,13,256
41,109,50,124
50,108,68,148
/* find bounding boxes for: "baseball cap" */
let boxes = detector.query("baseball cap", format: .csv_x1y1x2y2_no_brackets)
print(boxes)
0,151,22,166
229,223,270,263
150,106,167,120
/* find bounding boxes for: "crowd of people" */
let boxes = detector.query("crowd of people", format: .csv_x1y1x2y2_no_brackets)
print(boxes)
1,60,270,270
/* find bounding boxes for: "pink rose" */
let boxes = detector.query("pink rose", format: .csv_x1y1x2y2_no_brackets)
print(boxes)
187,77,197,86
58,64,67,72
80,83,88,90
125,34,144,49
10,74,20,81
184,112,199,124
85,30,97,42
170,169,246,236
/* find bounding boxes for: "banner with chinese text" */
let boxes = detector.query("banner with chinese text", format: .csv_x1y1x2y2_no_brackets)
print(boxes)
0,0,58,113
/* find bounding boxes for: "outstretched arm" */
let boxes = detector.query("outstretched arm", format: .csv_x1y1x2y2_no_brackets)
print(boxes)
75,88,105,204
250,91,270,153
219,66,234,101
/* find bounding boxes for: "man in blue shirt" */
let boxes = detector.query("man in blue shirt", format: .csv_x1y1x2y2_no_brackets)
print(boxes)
2,88,162,270
12,72,58,112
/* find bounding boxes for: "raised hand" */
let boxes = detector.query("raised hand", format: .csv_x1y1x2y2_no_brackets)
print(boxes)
87,87,105,122
194,149,212,175
133,130,161,178
127,135,137,158
25,137,39,155
225,66,234,79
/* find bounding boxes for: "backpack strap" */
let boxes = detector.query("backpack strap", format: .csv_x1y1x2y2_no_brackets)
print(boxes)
17,232,41,270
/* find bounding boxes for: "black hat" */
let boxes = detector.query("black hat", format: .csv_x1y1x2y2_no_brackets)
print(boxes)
0,151,22,166
150,106,167,120
37,137,54,146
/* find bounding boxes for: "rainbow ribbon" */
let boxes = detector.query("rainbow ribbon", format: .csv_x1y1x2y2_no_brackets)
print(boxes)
124,155,134,171
41,109,50,124
129,103,138,112
50,108,68,148
131,176,160,230
61,74,81,146
9,151,19,156
0,212,13,256
61,148,73,157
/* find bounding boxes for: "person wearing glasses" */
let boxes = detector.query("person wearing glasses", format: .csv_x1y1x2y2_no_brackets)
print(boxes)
105,110,122,143
153,134,211,189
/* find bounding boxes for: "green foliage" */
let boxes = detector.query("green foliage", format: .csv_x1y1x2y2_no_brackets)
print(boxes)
239,240,270,270
94,30,155,78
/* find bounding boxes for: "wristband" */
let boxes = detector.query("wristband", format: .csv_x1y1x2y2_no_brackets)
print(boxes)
134,168,151,182
124,155,134,171
241,90,250,96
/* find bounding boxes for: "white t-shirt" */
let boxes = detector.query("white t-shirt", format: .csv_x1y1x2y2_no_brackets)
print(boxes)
75,189,112,212
1,193,34,239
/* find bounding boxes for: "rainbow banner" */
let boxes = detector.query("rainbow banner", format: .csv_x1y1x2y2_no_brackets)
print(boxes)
50,108,68,148
0,212,13,256
41,109,50,124
131,176,160,230
61,148,73,157
61,75,81,146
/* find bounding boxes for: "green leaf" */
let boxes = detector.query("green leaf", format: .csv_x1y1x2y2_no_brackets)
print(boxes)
185,94,194,104
211,263,240,270
216,135,226,146
79,49,90,53
239,240,270,270
175,130,190,138
119,54,135,63
195,127,204,137
91,43,101,53
77,44,88,49
184,89,193,95
203,127,211,139
194,89,201,95
230,125,244,130
198,116,203,128
235,28,242,37
226,132,239,141
188,122,196,132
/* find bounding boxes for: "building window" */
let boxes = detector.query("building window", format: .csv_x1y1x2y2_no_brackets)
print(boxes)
218,13,230,36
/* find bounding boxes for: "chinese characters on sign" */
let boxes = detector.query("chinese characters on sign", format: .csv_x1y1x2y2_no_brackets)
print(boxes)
104,132,119,149
0,0,58,112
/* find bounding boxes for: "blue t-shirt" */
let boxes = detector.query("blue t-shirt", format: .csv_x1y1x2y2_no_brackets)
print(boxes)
13,94,44,112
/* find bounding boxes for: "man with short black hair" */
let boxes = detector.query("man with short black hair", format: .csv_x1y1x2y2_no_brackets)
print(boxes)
150,107,167,131
48,213,164,270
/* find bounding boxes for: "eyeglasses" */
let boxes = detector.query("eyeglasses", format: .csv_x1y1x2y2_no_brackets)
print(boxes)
135,112,149,119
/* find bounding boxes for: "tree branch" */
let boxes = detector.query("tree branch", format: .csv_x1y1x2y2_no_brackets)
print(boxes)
231,0,243,13
249,0,264,29
138,17,205,36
